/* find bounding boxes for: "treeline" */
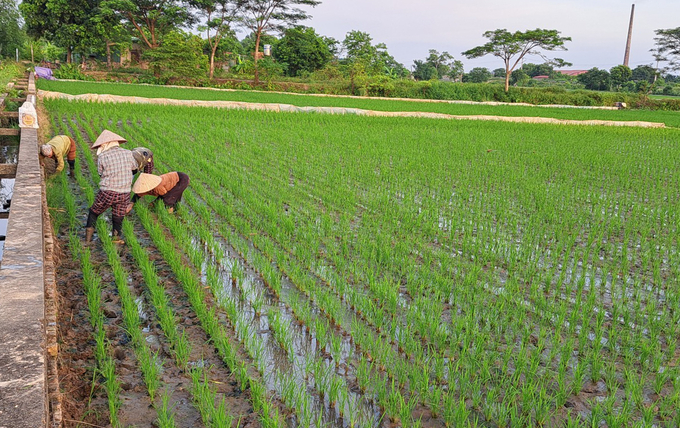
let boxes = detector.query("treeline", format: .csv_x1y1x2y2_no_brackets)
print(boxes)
3,0,680,108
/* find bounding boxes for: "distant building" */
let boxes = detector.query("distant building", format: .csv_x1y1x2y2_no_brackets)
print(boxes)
533,75,550,80
555,70,589,77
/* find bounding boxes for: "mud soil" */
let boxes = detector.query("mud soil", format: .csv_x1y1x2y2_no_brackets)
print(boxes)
50,117,264,427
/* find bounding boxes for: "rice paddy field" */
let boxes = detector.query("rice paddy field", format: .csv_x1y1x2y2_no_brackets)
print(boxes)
38,79,680,128
43,90,680,428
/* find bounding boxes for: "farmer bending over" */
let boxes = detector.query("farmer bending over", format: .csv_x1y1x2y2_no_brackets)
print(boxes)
132,172,190,214
85,130,137,244
41,135,76,177
131,147,155,175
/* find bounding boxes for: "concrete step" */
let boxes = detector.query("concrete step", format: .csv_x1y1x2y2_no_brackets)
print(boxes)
0,163,17,178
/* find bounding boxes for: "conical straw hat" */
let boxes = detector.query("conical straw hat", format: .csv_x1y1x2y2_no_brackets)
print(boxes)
92,130,127,148
133,173,162,194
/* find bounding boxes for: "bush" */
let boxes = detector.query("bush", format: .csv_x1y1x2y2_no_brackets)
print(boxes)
144,31,208,81
53,63,88,80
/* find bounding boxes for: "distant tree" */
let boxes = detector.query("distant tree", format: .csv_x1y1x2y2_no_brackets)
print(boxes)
237,0,320,83
412,60,438,80
78,4,129,68
653,27,680,71
101,0,194,49
510,68,529,85
522,62,553,77
0,0,25,58
609,65,632,91
577,67,610,91
144,30,207,81
274,26,333,76
631,65,656,83
20,0,101,62
463,67,491,83
342,30,406,77
462,28,571,91
413,49,464,80
190,0,241,79
492,67,505,78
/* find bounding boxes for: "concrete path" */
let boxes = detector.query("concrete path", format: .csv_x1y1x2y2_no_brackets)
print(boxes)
0,74,47,428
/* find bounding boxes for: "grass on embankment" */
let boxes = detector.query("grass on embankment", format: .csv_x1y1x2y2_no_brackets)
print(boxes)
38,79,680,128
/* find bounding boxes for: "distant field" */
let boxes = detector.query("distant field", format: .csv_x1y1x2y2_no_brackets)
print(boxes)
649,94,680,100
38,80,680,128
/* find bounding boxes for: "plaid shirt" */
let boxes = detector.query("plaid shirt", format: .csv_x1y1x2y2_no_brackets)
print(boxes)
97,146,137,193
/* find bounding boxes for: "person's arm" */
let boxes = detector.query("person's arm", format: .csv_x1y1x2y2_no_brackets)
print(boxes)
143,157,154,174
55,153,65,172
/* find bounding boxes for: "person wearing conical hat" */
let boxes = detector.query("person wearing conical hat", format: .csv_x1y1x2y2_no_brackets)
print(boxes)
131,147,155,175
40,135,77,177
85,130,138,244
132,172,190,214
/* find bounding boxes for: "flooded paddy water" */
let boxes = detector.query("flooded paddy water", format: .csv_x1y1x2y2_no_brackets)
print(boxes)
40,97,680,427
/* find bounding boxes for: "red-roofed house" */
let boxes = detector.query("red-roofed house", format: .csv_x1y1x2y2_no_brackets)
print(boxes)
556,70,589,77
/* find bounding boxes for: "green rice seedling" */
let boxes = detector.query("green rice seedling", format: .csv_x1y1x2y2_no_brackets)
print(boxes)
142,349,163,402
101,357,121,427
156,390,176,428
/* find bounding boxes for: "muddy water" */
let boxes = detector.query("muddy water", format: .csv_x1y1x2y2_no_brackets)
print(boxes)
0,178,14,261
190,223,384,428
0,137,18,261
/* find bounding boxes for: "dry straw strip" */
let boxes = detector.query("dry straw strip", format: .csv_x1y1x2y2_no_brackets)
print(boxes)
39,90,666,129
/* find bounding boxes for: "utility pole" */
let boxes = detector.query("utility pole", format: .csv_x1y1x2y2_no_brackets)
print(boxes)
623,4,635,67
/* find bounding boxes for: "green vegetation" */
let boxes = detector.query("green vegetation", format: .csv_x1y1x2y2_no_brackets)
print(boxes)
44,97,680,427
0,61,20,90
38,79,680,127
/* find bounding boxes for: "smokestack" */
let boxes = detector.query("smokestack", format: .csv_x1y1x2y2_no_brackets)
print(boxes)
623,4,635,67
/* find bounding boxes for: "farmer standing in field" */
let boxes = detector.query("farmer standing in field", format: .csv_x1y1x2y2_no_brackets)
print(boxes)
131,147,155,175
131,172,190,214
40,135,77,177
85,130,138,245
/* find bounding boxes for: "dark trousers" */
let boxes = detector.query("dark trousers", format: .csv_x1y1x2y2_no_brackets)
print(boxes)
162,172,189,207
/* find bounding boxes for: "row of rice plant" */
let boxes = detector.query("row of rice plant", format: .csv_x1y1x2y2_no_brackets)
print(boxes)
43,98,680,427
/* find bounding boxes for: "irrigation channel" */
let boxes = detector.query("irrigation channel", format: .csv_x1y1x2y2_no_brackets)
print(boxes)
3,76,678,428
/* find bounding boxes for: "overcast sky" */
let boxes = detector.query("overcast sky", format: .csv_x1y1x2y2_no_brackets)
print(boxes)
293,0,680,72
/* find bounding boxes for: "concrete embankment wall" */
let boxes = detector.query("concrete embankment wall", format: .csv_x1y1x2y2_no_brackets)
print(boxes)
0,73,51,428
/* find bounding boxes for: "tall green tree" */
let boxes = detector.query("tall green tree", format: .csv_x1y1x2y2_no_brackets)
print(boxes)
463,67,491,83
609,64,632,91
0,0,25,58
236,0,320,83
143,29,207,81
413,49,463,81
274,26,333,76
412,60,437,81
577,68,610,91
462,28,571,92
21,0,100,62
522,62,553,77
190,0,240,79
101,0,193,49
631,65,656,83
342,30,406,77
653,27,680,71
